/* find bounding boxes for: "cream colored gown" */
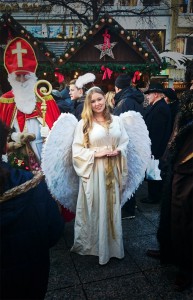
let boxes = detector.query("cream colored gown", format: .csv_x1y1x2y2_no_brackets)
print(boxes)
71,115,129,265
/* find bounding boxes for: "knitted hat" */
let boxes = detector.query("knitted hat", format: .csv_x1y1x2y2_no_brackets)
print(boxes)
4,37,38,74
163,88,178,101
144,83,163,94
115,74,131,89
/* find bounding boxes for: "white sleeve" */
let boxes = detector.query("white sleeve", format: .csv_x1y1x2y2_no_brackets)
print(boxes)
72,120,95,179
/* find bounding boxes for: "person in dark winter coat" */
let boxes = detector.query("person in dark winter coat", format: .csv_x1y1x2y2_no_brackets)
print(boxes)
0,120,65,300
113,74,145,218
69,73,96,121
58,86,74,113
113,74,144,116
169,91,193,291
146,90,193,292
141,83,171,204
163,88,179,131
52,82,74,114
69,79,85,120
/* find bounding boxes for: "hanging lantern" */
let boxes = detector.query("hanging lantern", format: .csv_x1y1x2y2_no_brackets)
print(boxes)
65,53,69,58
145,53,148,57
133,42,136,46
89,30,93,34
95,24,99,28
120,30,124,35
127,36,130,40
139,47,142,51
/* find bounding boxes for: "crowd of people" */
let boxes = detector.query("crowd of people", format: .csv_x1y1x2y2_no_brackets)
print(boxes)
0,36,192,298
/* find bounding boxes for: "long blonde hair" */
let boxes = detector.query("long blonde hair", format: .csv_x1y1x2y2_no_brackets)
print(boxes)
105,91,115,109
81,87,112,148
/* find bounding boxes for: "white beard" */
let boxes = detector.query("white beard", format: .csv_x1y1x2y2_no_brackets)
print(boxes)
8,73,38,114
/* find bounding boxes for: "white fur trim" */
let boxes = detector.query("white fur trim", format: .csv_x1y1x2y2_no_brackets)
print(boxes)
76,73,96,89
2,155,8,163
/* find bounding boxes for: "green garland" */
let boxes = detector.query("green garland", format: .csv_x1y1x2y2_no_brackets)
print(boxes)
0,61,165,79
36,62,163,77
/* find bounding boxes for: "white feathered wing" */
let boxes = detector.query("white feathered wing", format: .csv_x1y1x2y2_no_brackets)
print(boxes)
41,113,79,213
120,111,151,207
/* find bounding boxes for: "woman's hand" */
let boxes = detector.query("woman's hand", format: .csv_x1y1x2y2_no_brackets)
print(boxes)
94,149,120,158
107,149,120,157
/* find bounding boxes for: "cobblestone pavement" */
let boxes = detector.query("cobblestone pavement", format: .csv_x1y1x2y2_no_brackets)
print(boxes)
45,181,193,300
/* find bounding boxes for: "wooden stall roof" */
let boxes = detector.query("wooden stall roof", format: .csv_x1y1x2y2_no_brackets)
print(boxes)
57,14,162,73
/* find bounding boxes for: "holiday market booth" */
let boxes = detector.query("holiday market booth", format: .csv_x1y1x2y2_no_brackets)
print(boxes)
0,13,165,93
55,14,164,92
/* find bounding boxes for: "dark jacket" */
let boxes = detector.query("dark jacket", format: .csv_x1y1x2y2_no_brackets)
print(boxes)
113,86,144,116
53,88,74,114
144,98,171,159
0,162,64,300
168,100,179,131
74,96,85,121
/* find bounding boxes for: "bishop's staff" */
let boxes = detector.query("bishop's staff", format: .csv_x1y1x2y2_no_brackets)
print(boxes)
34,80,52,127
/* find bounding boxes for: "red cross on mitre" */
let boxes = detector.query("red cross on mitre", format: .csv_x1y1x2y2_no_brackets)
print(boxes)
4,37,38,74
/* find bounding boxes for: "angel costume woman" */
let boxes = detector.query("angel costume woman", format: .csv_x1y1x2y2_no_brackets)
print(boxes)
42,87,151,266
71,88,129,265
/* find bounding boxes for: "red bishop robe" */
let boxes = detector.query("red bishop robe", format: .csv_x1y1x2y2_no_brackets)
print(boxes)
0,90,60,130
0,90,75,222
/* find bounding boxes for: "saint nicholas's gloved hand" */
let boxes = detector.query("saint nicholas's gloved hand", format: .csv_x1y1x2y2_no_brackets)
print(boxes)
40,125,50,138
